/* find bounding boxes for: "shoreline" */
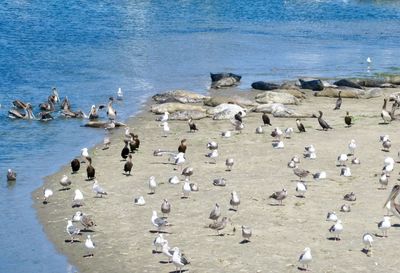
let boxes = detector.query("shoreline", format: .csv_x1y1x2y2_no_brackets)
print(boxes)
33,83,400,272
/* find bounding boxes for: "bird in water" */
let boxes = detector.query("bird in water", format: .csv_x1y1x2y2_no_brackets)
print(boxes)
124,154,133,175
86,157,95,180
106,97,117,120
188,117,198,132
296,119,306,133
117,87,123,100
334,91,342,110
317,111,333,130
344,111,353,127
381,98,392,124
7,169,16,181
262,112,272,126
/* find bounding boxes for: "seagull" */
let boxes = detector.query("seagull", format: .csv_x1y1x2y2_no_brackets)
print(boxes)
72,189,84,208
221,130,232,138
6,169,16,181
272,140,284,149
103,135,111,150
66,220,80,243
348,139,357,155
160,111,169,123
304,145,316,159
367,57,372,65
81,148,89,162
378,216,391,237
209,216,229,235
43,188,53,204
161,122,170,137
384,156,395,166
293,167,310,181
284,127,293,138
161,199,171,217
206,149,218,164
362,233,374,255
181,167,194,181
207,141,218,150
71,211,83,222
151,210,168,232
225,158,234,171
255,126,263,134
209,203,221,222
182,181,191,198
230,191,240,211
379,172,389,189
291,155,301,163
213,178,226,186
340,167,351,177
168,175,180,185
340,204,351,212
161,241,176,263
329,219,343,241
269,188,287,205
295,182,307,198
134,196,146,206
80,213,96,231
190,182,198,191
351,157,361,165
382,138,391,152
382,163,394,177
60,174,72,189
287,160,297,168
313,171,327,180
326,212,338,222
117,87,123,100
271,127,283,141
241,226,252,242
93,180,107,197
344,192,356,201
84,235,95,257
153,234,166,253
298,247,312,271
296,119,306,132
337,154,348,166
174,152,186,171
106,97,117,120
148,176,157,194
172,247,190,273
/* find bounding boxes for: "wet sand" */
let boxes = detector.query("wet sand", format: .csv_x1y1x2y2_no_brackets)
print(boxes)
34,87,400,273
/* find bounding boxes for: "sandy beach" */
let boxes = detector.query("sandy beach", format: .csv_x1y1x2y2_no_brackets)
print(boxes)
34,86,400,273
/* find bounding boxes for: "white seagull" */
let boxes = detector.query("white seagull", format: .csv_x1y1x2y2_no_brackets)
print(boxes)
329,220,343,241
117,87,123,100
337,154,348,166
172,248,190,273
43,188,53,204
326,212,338,222
66,220,80,243
182,181,191,198
340,167,351,177
284,127,293,138
378,216,391,237
153,234,166,253
148,176,157,194
151,210,168,232
160,111,169,123
362,233,374,255
134,196,146,206
230,191,240,211
72,189,84,208
225,158,234,171
60,174,72,189
161,122,170,137
298,247,312,271
84,235,95,257
295,182,307,198
348,139,357,155
93,180,107,197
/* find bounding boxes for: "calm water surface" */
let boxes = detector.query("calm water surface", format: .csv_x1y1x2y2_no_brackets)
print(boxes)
1,0,400,272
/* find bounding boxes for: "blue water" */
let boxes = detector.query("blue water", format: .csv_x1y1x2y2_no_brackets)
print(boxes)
1,0,400,272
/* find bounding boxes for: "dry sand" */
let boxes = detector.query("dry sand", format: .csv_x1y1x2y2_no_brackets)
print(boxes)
34,88,400,273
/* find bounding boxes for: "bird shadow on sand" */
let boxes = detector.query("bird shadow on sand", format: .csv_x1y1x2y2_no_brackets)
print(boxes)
239,239,250,244
208,233,225,237
269,203,284,206
83,254,94,258
85,178,95,182
58,187,71,192
297,266,308,271
374,233,386,238
228,208,238,212
148,192,155,195
169,270,188,273
327,237,341,241
120,159,127,162
361,248,371,255
64,239,81,243
149,230,171,234
152,250,162,254
392,224,400,227
80,229,95,233
159,261,171,264
378,122,390,125
122,173,132,176
295,195,305,198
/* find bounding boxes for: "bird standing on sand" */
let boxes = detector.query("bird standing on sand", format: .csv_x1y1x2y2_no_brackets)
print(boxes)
72,189,84,208
269,188,287,205
262,112,271,126
153,234,166,253
148,176,157,194
60,174,72,189
103,135,111,150
66,220,80,243
161,122,170,137
348,139,357,155
326,212,338,222
174,152,186,171
296,182,307,198
206,149,218,164
134,196,146,206
70,159,80,173
151,210,168,232
337,154,348,166
181,167,193,181
362,233,373,255
178,139,187,154
225,158,234,171
209,203,221,222
230,191,240,211
84,235,95,257
172,248,190,273
188,117,198,132
209,216,229,235
160,111,169,123
121,140,130,160
378,216,391,237
345,111,352,127
329,220,343,240
80,213,96,231
340,167,351,177
334,91,342,110
86,157,95,180
293,167,310,181
161,199,171,217
344,192,356,201
381,98,392,124
284,127,293,138
93,180,107,197
318,111,333,130
182,181,191,198
298,247,312,271
296,119,306,132
241,226,252,242
124,154,133,175
379,173,388,189
43,188,53,204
